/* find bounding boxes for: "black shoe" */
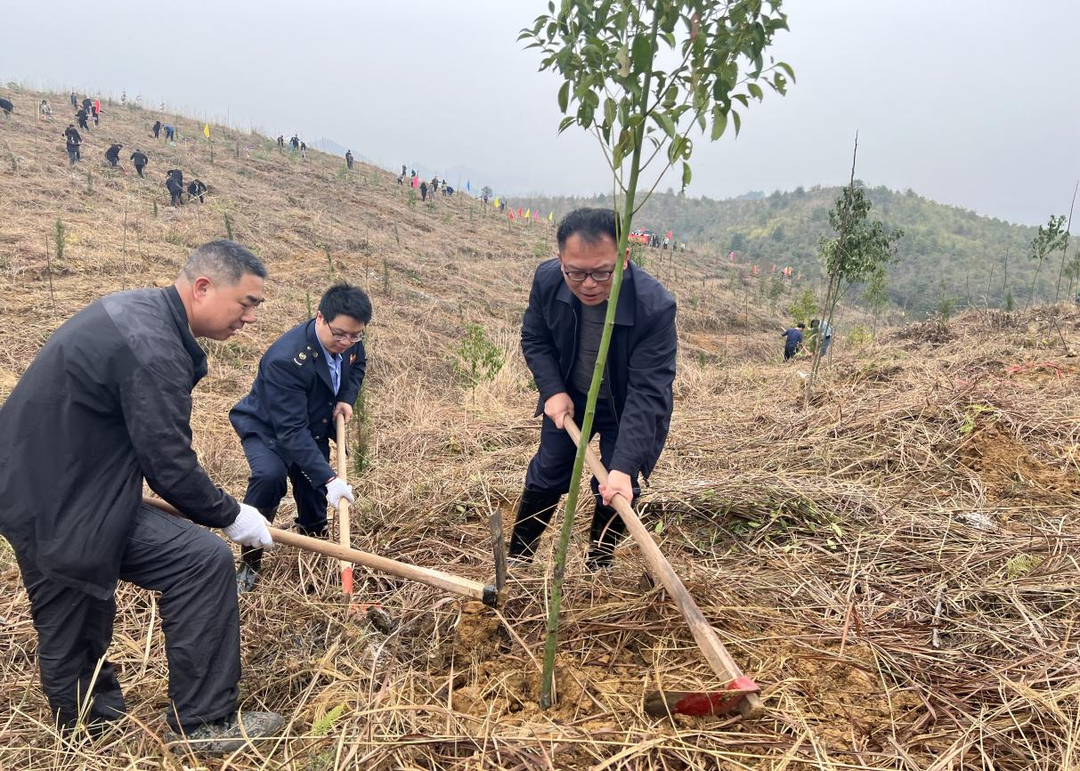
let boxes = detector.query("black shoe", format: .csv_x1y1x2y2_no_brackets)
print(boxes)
236,562,260,594
587,499,627,570
165,711,284,754
295,521,328,538
507,489,563,560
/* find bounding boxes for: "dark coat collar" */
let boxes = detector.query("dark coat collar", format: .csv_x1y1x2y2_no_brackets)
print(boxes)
304,319,336,392
554,262,636,326
164,285,208,385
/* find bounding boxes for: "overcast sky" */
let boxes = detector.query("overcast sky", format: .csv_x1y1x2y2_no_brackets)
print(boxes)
2,0,1077,225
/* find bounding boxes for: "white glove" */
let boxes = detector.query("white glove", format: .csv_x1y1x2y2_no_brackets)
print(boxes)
223,504,274,550
325,477,355,508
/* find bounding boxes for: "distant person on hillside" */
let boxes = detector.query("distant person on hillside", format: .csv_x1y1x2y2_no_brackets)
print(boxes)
166,174,184,206
92,101,100,126
0,97,13,118
420,180,428,201
276,135,284,150
104,143,123,168
300,142,307,159
39,100,53,122
130,149,148,177
152,120,162,138
401,164,407,177
81,98,92,113
809,319,832,356
508,208,677,571
164,124,175,141
76,107,89,131
781,323,805,361
187,179,207,203
229,283,370,593
290,135,299,151
70,91,78,108
0,240,283,750
345,150,353,170
63,125,82,166
444,186,454,196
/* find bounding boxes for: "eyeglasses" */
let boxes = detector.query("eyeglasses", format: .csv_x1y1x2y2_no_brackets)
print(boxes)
329,326,365,343
563,269,614,283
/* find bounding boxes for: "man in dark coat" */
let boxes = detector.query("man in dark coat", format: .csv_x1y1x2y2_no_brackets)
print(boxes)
166,175,184,206
76,107,90,131
63,124,82,165
781,323,804,360
188,178,207,203
0,97,13,117
345,150,353,170
152,120,162,138
229,283,370,592
104,143,123,168
509,207,677,570
130,148,148,177
0,241,283,750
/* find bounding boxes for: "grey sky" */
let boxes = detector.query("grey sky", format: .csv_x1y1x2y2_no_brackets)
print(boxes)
2,0,1077,225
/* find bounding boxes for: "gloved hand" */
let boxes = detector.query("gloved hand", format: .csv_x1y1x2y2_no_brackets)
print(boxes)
325,477,355,508
223,503,274,550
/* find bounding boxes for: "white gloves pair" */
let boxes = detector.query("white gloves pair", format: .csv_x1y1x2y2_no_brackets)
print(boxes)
325,477,355,508
223,504,274,550
222,477,354,549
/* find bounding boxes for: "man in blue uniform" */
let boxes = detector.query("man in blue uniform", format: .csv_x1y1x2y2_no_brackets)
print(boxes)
230,283,372,592
510,208,678,571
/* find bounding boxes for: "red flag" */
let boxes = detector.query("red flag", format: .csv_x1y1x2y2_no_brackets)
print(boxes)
518,206,523,218
533,209,540,221
751,265,758,275
771,264,776,272
412,175,418,189
509,209,514,220
729,251,735,262
666,230,673,240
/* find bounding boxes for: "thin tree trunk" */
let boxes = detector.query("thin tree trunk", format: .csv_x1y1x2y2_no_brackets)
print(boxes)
1053,181,1078,303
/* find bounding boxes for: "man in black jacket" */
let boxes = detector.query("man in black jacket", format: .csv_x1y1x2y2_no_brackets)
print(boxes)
0,240,283,750
104,143,123,168
130,148,148,177
510,208,677,570
230,283,371,592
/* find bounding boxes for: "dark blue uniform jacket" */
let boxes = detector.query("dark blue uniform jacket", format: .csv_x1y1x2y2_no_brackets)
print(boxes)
521,259,677,480
230,319,366,488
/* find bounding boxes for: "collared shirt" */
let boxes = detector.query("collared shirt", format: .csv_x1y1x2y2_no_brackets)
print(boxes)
315,334,342,395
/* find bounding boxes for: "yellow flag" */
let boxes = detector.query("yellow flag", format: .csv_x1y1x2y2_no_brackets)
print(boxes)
525,208,531,219
494,197,499,208
203,123,210,139
548,211,553,222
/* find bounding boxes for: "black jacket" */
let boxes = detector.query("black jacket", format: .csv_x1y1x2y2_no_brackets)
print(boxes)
0,287,240,599
521,259,677,479
230,320,366,487
131,151,148,166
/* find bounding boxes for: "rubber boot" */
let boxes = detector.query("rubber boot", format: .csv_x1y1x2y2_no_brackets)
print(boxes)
236,507,276,594
507,490,563,562
586,498,628,572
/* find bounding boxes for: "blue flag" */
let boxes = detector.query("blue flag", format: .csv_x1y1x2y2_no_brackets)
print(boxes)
466,180,471,192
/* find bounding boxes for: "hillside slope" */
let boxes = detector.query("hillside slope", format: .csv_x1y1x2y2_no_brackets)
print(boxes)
1,87,1079,771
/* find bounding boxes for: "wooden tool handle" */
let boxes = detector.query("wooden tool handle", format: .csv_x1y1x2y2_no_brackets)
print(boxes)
563,417,762,717
335,413,353,596
142,496,498,606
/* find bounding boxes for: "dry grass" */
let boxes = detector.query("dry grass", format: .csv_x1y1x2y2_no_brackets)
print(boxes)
1,86,1079,770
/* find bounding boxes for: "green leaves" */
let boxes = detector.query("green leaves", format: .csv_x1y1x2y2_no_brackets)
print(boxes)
558,81,570,113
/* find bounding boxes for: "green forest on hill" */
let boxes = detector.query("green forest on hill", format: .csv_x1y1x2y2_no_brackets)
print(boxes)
532,185,1077,318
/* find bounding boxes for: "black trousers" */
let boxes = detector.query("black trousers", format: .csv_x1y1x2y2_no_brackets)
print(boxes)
240,434,331,534
523,390,640,542
14,504,240,732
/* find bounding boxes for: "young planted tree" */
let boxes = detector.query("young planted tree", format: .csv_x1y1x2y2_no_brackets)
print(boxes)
521,0,793,708
807,137,902,397
1027,214,1067,309
861,267,888,335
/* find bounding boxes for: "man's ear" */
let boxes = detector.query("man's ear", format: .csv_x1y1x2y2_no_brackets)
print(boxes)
623,247,631,269
192,276,213,300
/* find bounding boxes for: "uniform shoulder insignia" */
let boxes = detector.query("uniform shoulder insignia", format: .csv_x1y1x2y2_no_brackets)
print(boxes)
349,353,357,366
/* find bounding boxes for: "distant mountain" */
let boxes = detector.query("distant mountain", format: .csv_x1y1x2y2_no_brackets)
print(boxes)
312,137,353,159
524,186,1065,316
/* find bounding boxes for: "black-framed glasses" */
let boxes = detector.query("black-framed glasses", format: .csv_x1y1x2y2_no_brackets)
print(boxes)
563,269,614,283
329,326,365,343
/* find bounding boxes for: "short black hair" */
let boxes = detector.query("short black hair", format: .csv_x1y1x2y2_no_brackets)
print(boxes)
556,207,621,252
319,283,372,324
182,240,267,284
797,323,806,329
